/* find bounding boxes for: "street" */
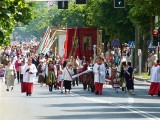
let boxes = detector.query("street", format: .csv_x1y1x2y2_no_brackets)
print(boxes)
0,79,160,120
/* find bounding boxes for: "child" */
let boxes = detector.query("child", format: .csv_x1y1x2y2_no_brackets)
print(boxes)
57,71,63,93
113,75,120,93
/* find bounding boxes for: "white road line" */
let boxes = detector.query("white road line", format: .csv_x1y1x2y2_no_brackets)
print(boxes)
70,93,160,120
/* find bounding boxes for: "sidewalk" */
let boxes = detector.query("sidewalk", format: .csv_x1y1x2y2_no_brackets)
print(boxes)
134,76,150,83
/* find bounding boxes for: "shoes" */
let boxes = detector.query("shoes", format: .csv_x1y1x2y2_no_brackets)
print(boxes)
26,92,31,96
11,87,13,91
6,89,9,91
61,91,63,94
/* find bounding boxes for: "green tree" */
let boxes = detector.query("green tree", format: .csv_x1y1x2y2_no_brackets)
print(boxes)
0,0,35,45
84,0,135,44
127,0,160,71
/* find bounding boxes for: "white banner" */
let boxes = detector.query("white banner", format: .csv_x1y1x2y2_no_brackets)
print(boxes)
58,35,66,57
72,69,93,79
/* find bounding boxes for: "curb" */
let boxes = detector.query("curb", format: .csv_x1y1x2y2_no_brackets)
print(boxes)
134,77,150,83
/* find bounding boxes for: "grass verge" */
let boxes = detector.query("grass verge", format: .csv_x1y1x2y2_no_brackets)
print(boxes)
134,72,150,79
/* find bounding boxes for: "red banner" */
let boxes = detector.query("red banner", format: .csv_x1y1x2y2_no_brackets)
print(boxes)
64,28,97,61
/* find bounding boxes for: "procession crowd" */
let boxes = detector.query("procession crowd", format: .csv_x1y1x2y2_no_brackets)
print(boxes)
0,42,159,96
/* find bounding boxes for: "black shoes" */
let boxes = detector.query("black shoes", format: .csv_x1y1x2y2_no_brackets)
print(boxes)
6,89,9,91
26,92,31,96
11,87,13,91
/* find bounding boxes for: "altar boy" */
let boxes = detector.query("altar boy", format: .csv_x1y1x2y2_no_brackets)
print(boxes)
93,57,106,95
22,58,37,96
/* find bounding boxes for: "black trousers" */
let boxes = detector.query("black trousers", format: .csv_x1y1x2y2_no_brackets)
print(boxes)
20,74,23,83
16,71,20,83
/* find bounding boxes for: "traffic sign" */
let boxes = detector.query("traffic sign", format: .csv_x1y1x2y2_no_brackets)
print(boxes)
128,41,135,49
147,40,156,50
112,38,120,47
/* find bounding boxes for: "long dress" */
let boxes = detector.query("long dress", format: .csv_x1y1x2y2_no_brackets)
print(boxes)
125,66,134,91
46,66,56,91
37,64,45,83
5,65,15,88
111,66,117,87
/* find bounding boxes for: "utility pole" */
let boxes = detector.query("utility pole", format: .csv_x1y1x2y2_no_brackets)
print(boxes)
155,16,159,60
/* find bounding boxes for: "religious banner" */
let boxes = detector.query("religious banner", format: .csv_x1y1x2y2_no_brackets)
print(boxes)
64,28,97,61
58,34,66,57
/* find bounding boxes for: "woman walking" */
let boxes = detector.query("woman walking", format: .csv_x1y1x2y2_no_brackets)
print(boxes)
5,60,16,91
63,62,74,94
125,62,135,95
46,60,57,92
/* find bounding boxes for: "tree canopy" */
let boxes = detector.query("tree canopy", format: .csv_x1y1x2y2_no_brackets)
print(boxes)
0,0,35,45
4,0,160,47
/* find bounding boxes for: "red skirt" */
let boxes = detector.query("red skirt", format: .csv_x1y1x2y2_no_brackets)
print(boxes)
21,82,33,94
148,82,160,95
58,81,62,87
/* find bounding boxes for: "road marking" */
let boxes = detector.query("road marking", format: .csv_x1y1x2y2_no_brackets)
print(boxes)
70,93,160,120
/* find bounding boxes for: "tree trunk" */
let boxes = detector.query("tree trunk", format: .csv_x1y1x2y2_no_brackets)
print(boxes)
141,16,154,72
134,25,140,71
142,35,148,72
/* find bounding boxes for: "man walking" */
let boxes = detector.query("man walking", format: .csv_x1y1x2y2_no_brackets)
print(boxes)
93,56,106,95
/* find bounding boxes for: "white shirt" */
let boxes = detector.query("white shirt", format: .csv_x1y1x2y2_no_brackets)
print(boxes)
58,74,63,82
150,65,160,83
23,64,37,83
93,63,106,83
62,67,74,81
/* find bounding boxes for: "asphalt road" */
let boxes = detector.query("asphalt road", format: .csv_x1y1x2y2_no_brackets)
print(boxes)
0,79,160,120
